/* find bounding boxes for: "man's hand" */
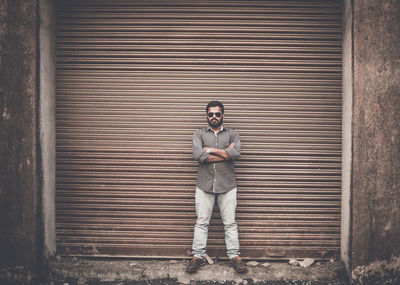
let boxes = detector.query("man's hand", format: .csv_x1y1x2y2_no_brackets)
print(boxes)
203,143,234,153
203,143,234,162
206,155,225,162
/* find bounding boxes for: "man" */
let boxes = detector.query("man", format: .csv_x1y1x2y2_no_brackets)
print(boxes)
187,101,247,274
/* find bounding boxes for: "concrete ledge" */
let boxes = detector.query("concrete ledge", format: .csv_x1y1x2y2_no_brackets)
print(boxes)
40,258,348,285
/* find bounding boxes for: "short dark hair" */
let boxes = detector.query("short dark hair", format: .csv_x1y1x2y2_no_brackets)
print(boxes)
206,101,224,114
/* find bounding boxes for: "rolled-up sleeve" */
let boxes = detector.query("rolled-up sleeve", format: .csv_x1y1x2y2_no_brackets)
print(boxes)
192,130,209,162
224,130,241,160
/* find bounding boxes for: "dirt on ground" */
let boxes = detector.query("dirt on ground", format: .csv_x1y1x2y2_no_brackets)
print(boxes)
40,257,349,285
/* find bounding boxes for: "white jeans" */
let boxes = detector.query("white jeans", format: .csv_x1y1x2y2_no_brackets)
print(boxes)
192,187,240,259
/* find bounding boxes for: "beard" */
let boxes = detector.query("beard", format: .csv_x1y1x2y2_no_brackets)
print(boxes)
208,117,223,129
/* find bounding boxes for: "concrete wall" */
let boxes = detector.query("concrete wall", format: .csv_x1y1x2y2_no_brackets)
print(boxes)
0,0,40,279
352,0,400,283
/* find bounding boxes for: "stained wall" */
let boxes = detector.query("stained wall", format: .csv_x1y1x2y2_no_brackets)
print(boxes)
352,0,400,282
0,0,39,274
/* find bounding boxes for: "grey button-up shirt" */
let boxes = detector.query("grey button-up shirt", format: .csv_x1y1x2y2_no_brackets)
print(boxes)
192,125,241,193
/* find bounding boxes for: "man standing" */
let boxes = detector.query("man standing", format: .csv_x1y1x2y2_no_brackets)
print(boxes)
187,101,247,274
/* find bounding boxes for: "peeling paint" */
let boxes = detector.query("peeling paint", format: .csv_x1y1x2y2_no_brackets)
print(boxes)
2,105,11,120
0,266,34,284
352,256,400,284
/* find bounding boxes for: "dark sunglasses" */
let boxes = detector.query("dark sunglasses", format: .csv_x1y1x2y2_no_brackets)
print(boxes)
208,112,222,118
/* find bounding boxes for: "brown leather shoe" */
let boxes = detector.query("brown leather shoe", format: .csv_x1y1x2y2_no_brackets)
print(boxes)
186,256,205,273
230,256,247,273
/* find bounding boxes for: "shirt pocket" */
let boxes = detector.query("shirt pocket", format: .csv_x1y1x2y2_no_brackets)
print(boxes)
219,133,231,148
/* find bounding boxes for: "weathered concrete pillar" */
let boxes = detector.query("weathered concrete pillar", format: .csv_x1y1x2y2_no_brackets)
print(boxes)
352,0,400,283
341,0,353,275
0,0,40,282
39,0,56,260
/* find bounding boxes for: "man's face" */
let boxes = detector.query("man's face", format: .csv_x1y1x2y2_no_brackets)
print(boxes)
207,106,224,129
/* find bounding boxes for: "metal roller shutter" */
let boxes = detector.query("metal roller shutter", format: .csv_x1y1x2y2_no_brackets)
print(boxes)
55,0,342,259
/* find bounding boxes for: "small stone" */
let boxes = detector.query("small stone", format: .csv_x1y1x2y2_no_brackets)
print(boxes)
289,259,299,266
243,280,248,285
261,262,270,267
330,259,335,263
129,262,137,266
169,260,178,264
299,258,314,268
246,261,259,266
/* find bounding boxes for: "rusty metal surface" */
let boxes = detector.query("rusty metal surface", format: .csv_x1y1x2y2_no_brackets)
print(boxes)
55,0,342,258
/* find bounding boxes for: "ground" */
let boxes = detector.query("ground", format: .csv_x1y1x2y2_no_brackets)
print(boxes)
36,257,349,285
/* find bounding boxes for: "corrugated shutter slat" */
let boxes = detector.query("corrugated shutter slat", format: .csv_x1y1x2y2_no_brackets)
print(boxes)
56,0,342,259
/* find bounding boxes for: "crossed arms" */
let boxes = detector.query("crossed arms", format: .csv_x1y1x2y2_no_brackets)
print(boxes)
192,129,241,163
203,143,234,162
